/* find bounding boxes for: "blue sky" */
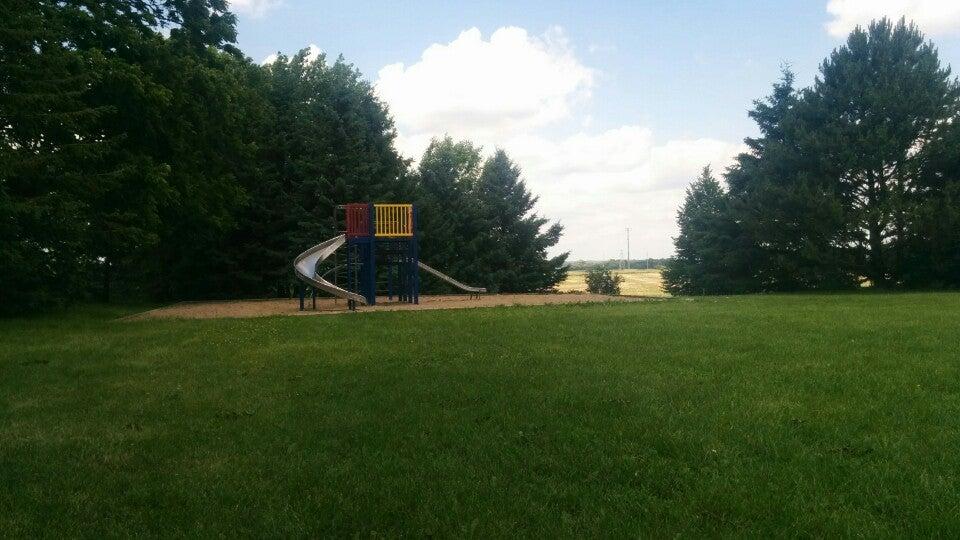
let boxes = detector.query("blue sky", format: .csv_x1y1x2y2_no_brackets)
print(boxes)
232,0,960,260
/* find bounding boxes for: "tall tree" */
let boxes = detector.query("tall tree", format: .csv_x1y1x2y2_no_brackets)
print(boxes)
726,68,856,291
113,0,259,300
663,167,745,295
0,1,571,311
413,139,568,293
474,150,567,292
230,49,408,297
802,18,960,286
413,137,485,290
0,0,173,310
901,119,960,287
675,20,960,295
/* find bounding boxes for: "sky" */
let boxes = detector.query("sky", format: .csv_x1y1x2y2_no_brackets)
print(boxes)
231,0,960,261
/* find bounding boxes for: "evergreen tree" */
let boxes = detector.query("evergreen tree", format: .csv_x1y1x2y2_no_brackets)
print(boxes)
231,49,408,298
413,137,486,290
413,140,567,293
0,0,173,310
475,150,567,292
685,20,960,295
802,18,960,287
726,68,856,291
120,2,258,300
663,167,744,295
901,120,960,287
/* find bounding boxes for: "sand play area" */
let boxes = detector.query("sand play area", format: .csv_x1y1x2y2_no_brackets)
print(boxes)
126,293,652,320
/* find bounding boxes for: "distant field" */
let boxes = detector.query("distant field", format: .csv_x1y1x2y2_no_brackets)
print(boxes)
558,268,668,296
3,294,960,536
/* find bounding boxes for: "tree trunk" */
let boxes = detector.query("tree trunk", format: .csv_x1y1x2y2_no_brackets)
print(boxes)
865,171,886,288
102,259,112,302
868,222,885,288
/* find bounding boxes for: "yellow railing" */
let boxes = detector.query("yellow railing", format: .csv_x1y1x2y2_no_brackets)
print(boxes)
374,204,414,237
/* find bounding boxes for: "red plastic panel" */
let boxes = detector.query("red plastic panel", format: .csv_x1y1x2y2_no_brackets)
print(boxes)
345,203,370,237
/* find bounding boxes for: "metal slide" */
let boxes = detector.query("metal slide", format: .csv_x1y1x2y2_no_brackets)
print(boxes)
293,235,368,304
418,262,487,294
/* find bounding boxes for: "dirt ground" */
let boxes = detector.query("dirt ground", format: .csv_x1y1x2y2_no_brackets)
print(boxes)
125,293,653,320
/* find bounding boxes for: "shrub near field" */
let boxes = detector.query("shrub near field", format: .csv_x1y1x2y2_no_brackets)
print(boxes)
2,294,960,536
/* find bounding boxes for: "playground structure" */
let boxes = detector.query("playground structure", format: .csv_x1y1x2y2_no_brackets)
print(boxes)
293,203,486,310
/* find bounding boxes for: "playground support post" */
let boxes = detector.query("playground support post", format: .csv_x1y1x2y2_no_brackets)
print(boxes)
387,255,393,301
411,241,419,304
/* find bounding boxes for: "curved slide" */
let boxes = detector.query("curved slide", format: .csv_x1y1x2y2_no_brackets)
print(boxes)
418,262,487,294
293,235,368,305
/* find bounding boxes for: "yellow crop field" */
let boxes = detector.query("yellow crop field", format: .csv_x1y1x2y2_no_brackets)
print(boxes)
557,268,668,297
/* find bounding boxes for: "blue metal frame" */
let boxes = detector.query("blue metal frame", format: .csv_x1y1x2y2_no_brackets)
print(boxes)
412,205,420,304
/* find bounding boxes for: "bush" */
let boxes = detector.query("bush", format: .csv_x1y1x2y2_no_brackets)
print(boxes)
585,267,624,295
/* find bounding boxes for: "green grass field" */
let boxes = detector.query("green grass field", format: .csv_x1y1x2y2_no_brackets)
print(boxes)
3,294,960,536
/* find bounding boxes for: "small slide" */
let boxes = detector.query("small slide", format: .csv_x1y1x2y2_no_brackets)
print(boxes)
418,262,487,294
293,235,368,304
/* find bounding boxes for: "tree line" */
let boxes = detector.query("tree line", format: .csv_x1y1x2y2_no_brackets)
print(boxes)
665,19,960,294
568,259,671,271
0,0,567,314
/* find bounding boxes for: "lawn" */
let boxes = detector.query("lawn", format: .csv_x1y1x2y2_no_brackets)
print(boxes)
2,294,960,536
558,268,668,296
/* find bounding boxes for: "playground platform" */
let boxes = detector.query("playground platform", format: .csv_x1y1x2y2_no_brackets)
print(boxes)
125,293,654,320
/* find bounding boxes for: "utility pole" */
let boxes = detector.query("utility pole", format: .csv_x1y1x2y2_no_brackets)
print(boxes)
626,227,631,270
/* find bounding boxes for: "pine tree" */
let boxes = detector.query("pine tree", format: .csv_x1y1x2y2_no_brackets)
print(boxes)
475,150,567,292
413,137,486,291
902,120,960,287
724,69,799,291
133,2,258,300
726,68,856,291
663,167,744,295
232,49,408,298
802,18,960,287
0,0,172,310
672,21,960,294
1,1,89,311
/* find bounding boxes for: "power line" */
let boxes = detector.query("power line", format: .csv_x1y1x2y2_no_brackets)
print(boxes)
626,227,630,270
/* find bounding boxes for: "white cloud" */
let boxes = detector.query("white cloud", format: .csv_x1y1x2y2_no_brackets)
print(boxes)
229,0,282,17
305,44,322,63
500,130,743,259
375,27,741,259
376,27,593,144
825,0,960,37
588,43,617,54
261,44,322,66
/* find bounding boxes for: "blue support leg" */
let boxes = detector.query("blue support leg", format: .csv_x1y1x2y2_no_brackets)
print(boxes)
412,206,420,304
366,241,376,305
412,237,420,304
387,255,394,301
400,257,407,302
